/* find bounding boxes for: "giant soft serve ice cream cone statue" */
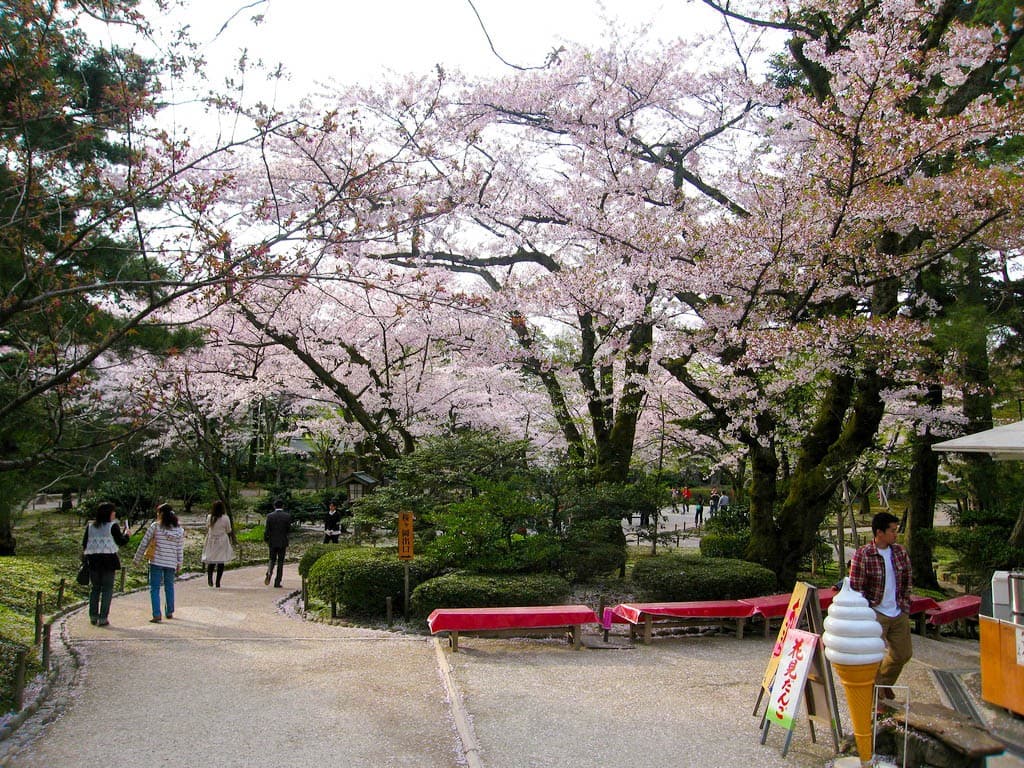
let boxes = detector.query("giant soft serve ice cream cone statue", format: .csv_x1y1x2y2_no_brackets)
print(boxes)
822,578,886,767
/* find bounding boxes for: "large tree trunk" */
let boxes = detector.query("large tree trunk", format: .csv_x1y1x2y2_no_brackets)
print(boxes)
0,514,14,555
753,364,887,588
744,438,781,572
906,416,942,590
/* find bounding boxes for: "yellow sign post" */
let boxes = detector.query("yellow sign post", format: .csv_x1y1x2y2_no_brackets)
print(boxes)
755,582,842,757
398,511,414,617
398,511,414,560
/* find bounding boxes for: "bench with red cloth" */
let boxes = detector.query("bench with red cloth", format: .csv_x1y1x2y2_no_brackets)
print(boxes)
925,594,981,636
735,590,939,637
603,600,756,643
737,588,837,638
427,605,599,652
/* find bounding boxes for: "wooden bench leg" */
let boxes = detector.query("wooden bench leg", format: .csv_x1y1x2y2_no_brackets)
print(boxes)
737,617,745,640
450,631,459,652
643,615,653,645
571,624,581,649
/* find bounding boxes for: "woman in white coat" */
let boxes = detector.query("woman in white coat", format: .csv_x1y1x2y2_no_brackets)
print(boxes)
202,500,236,587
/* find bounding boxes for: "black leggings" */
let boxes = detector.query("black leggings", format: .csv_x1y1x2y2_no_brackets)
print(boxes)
207,562,225,586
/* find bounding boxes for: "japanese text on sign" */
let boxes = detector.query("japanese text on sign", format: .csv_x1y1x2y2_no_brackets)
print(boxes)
766,628,818,731
398,511,414,560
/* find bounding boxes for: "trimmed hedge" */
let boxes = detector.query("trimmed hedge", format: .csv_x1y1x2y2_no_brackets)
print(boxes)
631,553,776,601
699,532,750,560
299,543,347,578
561,518,627,581
410,572,572,618
307,548,441,617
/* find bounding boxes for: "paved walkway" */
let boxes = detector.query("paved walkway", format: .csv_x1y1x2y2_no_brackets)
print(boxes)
2,565,1021,768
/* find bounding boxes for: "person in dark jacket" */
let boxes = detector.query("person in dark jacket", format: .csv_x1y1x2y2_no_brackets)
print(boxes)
82,501,131,626
323,501,342,544
264,500,292,587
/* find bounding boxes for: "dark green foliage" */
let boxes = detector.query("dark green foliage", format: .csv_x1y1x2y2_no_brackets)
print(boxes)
353,430,535,533
339,556,442,617
409,572,572,618
631,553,777,601
704,504,750,534
81,477,157,526
564,481,661,525
254,487,326,522
562,519,627,581
307,548,382,605
945,503,1024,582
427,480,554,572
152,457,211,514
459,532,564,575
298,543,347,578
699,504,754,561
306,547,441,617
699,532,751,560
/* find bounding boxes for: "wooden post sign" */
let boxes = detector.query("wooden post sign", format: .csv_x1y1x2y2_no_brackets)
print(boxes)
398,511,414,561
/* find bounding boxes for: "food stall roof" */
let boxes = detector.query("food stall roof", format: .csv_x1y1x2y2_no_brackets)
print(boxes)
932,420,1024,461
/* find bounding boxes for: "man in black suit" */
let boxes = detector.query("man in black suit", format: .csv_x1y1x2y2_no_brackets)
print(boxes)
264,500,292,587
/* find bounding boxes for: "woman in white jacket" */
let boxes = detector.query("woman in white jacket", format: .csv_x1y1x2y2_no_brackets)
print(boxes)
134,503,185,623
202,500,236,588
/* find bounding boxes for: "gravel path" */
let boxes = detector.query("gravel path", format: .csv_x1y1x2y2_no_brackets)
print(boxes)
2,564,1021,768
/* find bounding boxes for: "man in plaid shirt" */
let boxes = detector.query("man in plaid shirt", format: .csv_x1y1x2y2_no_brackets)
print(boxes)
849,511,912,701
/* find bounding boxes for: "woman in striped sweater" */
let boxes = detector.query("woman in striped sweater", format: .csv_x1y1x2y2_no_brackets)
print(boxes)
134,503,185,623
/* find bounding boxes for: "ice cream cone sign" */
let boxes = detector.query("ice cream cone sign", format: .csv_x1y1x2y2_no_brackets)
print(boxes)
822,578,886,768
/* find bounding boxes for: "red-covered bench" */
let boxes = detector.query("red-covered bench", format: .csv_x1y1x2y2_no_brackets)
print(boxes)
925,595,981,637
427,605,599,652
736,590,940,638
738,589,838,638
603,600,756,643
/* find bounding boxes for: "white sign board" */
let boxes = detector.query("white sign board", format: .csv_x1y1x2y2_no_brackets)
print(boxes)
766,628,819,731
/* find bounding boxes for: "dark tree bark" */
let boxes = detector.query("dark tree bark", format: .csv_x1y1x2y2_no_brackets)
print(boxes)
906,382,943,590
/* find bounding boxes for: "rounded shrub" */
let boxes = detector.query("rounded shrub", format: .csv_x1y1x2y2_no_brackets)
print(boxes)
340,556,443,617
464,533,564,575
307,548,382,605
307,547,442,617
631,553,776,601
410,572,572,618
699,531,750,560
562,518,627,581
299,543,347,578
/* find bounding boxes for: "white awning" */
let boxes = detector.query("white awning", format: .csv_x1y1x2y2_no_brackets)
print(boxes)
932,420,1024,461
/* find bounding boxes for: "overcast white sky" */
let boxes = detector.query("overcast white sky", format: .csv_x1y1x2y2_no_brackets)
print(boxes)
174,0,723,99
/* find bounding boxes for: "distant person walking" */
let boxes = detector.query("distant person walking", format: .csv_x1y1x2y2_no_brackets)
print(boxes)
134,503,185,623
694,495,704,527
681,486,691,514
82,502,131,626
264,500,292,588
323,501,342,544
709,488,720,517
202,500,236,588
718,492,730,512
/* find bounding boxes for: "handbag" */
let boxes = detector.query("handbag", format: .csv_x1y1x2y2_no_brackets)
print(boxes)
144,533,157,562
76,558,90,586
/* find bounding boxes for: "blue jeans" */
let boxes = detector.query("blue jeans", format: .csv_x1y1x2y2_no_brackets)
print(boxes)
88,568,116,621
149,565,176,618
